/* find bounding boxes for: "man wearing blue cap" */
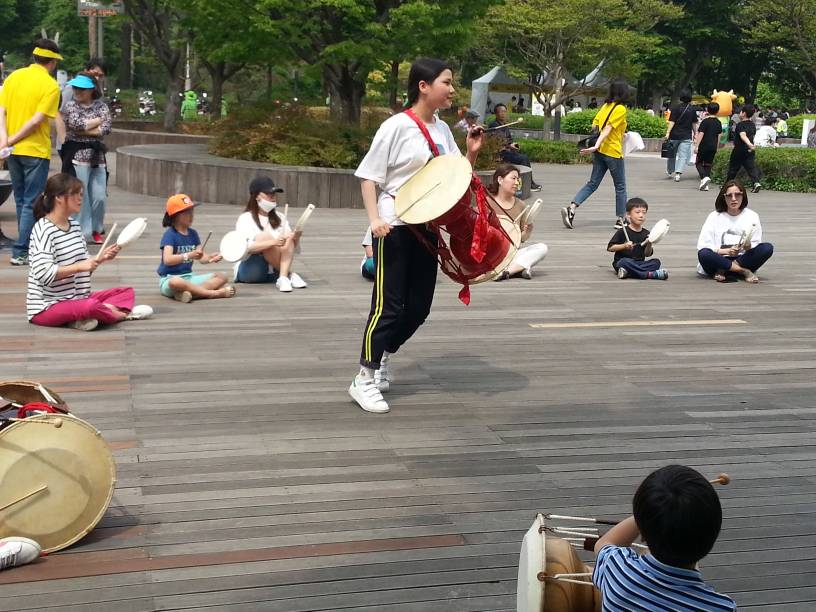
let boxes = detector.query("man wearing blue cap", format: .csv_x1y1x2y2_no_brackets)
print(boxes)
0,39,62,265
60,72,111,244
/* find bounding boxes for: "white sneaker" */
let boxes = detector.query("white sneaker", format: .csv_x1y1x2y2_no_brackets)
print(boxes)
700,176,711,191
126,305,153,320
289,272,307,289
276,276,293,292
67,318,99,331
375,356,392,393
674,173,681,182
0,537,42,570
349,375,390,413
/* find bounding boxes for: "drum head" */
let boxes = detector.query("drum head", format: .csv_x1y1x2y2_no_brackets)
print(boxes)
395,155,473,224
0,381,67,410
219,231,250,263
470,216,520,284
0,414,116,552
517,514,546,612
519,199,543,227
647,218,670,244
116,217,147,247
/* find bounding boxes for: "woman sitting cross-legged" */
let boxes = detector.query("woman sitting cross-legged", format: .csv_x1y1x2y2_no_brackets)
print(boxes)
27,173,152,331
697,179,774,283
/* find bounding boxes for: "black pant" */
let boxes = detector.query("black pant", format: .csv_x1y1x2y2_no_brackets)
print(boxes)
726,149,760,184
360,225,437,369
696,147,717,179
500,149,533,169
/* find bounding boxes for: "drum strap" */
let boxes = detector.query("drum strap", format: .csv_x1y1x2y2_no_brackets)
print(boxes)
403,109,494,305
17,402,63,419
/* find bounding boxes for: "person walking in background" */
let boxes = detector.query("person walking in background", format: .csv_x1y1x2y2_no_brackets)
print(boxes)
0,39,62,266
665,89,698,182
726,104,762,193
694,102,722,191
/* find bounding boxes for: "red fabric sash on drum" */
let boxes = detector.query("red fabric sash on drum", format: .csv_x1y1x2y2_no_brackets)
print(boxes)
403,108,492,305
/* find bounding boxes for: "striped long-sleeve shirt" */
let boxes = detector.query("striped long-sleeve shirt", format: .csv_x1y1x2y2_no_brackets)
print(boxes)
27,218,91,320
593,545,737,611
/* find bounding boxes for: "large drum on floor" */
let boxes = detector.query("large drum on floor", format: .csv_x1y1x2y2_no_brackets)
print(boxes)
395,154,518,298
518,514,602,612
0,382,116,553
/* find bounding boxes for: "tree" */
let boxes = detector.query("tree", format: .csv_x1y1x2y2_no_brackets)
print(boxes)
256,0,496,123
123,0,185,130
480,0,675,134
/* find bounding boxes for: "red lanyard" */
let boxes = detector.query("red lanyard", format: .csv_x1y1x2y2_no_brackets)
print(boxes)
404,108,441,157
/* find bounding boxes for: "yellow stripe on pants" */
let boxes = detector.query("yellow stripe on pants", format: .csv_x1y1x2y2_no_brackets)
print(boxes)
364,235,385,363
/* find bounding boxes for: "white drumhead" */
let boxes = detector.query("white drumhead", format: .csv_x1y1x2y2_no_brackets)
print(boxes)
520,199,543,226
647,218,670,244
517,513,546,612
219,231,250,263
740,224,756,250
116,217,147,247
395,154,472,224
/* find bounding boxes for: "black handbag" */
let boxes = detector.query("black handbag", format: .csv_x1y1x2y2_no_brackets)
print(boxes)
578,103,620,149
660,140,678,158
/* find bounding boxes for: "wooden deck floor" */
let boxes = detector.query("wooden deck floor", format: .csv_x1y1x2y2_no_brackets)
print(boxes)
0,154,814,610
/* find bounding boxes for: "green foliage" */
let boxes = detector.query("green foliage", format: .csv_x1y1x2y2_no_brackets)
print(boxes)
517,140,591,164
483,113,547,130
711,147,816,192
209,102,373,168
754,81,805,112
560,108,666,138
787,115,816,139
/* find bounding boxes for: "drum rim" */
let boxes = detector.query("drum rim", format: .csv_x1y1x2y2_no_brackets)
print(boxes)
219,230,250,263
116,217,148,247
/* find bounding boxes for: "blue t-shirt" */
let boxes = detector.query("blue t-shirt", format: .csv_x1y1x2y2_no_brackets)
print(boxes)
157,227,200,276
593,545,737,611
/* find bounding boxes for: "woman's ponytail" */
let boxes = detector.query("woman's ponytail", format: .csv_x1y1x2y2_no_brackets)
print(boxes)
33,173,84,220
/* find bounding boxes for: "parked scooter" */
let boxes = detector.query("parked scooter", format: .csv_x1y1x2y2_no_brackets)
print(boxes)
138,90,157,116
108,88,124,117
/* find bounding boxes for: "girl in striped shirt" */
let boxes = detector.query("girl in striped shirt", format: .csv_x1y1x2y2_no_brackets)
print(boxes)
27,173,152,331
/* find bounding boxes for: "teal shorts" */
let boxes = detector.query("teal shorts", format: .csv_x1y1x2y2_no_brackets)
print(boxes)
159,273,215,297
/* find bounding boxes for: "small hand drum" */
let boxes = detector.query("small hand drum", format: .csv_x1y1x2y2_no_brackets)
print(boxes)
645,218,670,245
0,413,116,552
219,230,251,263
394,154,473,224
518,199,543,228
737,223,757,251
116,217,148,248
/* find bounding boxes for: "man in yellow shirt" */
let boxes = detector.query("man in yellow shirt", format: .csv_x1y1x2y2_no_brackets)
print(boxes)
0,39,62,265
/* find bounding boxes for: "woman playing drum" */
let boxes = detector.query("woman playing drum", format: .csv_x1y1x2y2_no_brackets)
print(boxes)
349,57,483,414
486,164,548,281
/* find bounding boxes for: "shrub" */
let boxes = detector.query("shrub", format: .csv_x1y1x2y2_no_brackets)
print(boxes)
483,112,547,130
210,102,373,168
518,140,590,164
561,108,667,139
786,114,816,139
711,147,816,192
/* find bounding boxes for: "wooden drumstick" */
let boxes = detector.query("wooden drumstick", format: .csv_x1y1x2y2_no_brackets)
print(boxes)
0,485,48,512
283,203,289,220
480,117,525,132
95,222,118,261
200,231,213,252
710,473,730,485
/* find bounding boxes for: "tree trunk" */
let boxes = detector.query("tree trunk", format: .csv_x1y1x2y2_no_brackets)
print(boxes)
163,78,181,132
324,64,366,124
388,60,399,109
210,69,224,118
553,111,561,141
118,21,132,89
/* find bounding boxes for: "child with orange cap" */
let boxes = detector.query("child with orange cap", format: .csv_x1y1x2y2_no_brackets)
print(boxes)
158,194,234,302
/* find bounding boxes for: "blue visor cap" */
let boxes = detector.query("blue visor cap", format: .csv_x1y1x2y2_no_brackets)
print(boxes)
67,75,97,89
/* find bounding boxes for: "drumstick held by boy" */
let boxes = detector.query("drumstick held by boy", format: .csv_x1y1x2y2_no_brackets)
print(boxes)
607,197,668,280
157,194,234,302
592,465,737,611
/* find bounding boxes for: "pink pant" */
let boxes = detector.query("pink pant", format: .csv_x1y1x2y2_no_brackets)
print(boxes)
31,287,135,327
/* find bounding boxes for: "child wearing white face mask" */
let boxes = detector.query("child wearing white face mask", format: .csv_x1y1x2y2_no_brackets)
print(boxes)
233,176,306,292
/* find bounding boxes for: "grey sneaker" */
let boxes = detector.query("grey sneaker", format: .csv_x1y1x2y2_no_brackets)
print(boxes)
560,206,575,229
67,318,99,331
9,255,28,266
521,268,533,280
652,269,669,280
617,267,628,279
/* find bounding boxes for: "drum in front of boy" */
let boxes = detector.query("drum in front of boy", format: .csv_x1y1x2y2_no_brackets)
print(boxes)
517,514,601,612
0,413,116,552
0,380,69,413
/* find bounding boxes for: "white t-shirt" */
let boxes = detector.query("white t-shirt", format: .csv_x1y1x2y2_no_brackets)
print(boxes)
696,208,763,274
754,125,777,147
362,227,372,247
354,112,460,226
233,210,293,276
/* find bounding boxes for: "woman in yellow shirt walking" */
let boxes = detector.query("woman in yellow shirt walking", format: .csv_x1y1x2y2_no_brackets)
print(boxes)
561,79,630,230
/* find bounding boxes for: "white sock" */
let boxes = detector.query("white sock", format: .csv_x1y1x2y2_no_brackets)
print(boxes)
359,366,375,380
381,351,392,364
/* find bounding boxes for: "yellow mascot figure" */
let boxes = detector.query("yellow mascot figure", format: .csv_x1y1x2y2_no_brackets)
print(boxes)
711,89,737,145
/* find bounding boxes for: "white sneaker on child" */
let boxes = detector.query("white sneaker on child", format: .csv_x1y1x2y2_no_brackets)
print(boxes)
375,354,392,393
0,537,41,570
126,305,154,320
289,272,307,289
276,276,293,292
349,375,390,413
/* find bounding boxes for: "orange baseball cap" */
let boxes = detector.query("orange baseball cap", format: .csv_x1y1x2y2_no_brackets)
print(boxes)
166,193,197,216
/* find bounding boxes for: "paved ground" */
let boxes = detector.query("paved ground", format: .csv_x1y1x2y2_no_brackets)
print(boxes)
0,152,814,611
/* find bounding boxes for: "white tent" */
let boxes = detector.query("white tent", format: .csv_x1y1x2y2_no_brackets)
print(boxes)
470,66,528,119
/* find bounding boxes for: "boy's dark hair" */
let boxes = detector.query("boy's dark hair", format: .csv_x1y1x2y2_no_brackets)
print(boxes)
625,197,648,212
741,104,756,118
32,38,60,65
706,102,720,115
679,88,693,103
86,57,106,73
494,103,507,112
406,58,452,106
714,180,748,212
605,79,629,104
634,465,722,567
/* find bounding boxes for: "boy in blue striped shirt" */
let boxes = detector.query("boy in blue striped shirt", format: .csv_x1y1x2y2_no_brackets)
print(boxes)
592,465,737,611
